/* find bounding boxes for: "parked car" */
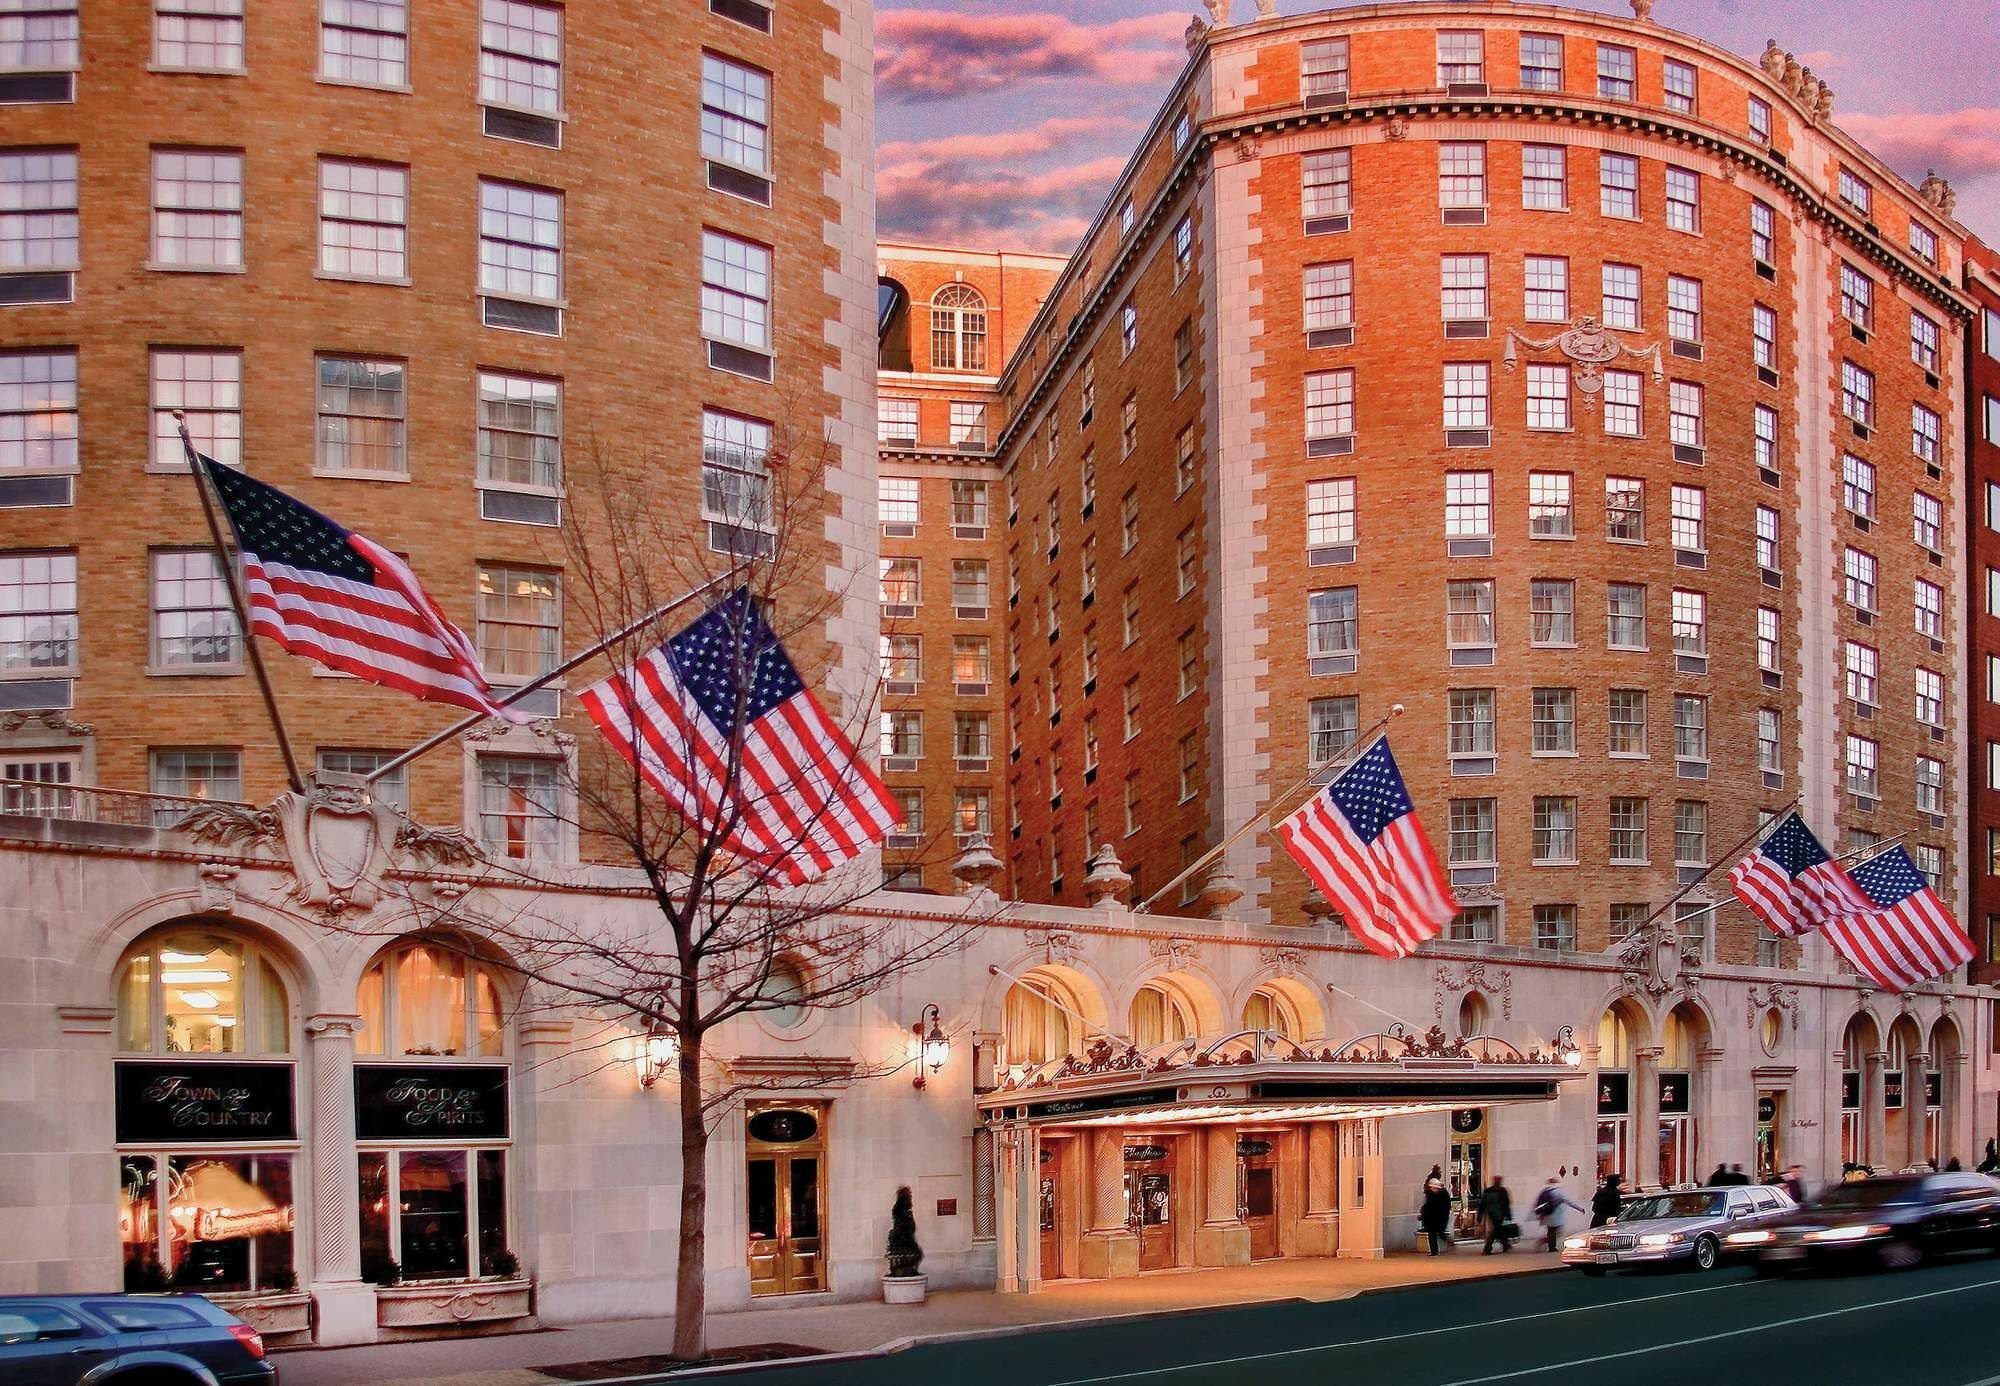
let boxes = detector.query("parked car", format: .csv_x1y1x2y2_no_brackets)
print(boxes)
0,1293,276,1386
1561,1184,1797,1274
1730,1172,2000,1273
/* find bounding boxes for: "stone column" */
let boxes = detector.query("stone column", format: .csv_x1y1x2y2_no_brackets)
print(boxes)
1695,1046,1725,1171
1632,1047,1663,1188
1864,1051,1888,1169
1078,1129,1139,1278
1195,1126,1249,1266
1946,1055,1972,1171
1003,1129,1041,1292
304,1014,375,1346
1295,1122,1339,1257
1906,1052,1931,1169
1335,1118,1384,1259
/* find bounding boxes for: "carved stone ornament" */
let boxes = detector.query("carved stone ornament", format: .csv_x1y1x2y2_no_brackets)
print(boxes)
196,861,239,915
1919,171,1957,218
1434,962,1515,1020
953,831,1006,900
1629,0,1654,21
1254,0,1277,15
1258,945,1305,977
1453,884,1502,903
1384,115,1411,142
1082,841,1132,908
1616,918,1701,1000
1025,927,1081,966
1147,935,1200,970
1747,982,1801,1031
1299,884,1336,925
1235,136,1261,163
174,802,282,851
0,709,93,736
1204,0,1228,26
1503,316,1664,408
1760,40,1786,81
1184,14,1209,54
1199,863,1245,919
396,819,480,871
1717,161,1737,186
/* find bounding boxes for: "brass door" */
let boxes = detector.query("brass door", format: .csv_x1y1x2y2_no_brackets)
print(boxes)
1242,1155,1280,1260
1125,1146,1176,1271
747,1154,823,1296
1038,1142,1064,1279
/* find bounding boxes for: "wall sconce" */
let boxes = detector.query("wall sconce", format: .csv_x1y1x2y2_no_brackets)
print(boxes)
1553,1025,1584,1068
910,1004,950,1090
635,1021,679,1090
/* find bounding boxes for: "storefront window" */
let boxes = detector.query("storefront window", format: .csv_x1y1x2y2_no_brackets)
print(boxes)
121,1154,296,1294
356,940,507,1058
116,930,290,1056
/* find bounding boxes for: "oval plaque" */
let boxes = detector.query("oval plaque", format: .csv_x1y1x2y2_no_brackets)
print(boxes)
748,1108,818,1144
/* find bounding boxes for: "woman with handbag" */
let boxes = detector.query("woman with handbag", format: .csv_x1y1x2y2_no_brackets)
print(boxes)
1478,1175,1516,1253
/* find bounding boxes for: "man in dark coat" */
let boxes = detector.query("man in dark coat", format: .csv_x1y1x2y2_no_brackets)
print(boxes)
1479,1176,1515,1253
1419,1165,1453,1256
1590,1173,1625,1227
1706,1163,1730,1186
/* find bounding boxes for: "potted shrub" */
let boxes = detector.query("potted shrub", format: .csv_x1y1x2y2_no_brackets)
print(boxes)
881,1186,926,1304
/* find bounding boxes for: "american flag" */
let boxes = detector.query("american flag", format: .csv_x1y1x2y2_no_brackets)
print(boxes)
1273,738,1454,958
1727,811,1872,938
197,455,523,722
1823,846,1974,992
578,587,900,886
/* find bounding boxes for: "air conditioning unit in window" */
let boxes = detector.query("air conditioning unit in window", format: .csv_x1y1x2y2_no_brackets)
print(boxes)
1674,548,1707,570
1449,756,1497,777
953,605,988,621
882,756,919,774
1758,467,1781,488
1672,444,1705,465
1757,366,1780,387
885,832,922,851
1760,567,1781,588
1675,654,1708,675
1676,759,1708,781
0,71,72,103
954,681,988,697
484,105,562,148
1304,213,1351,236
0,678,71,713
1304,87,1349,111
951,525,986,541
882,603,916,620
1850,421,1871,442
885,680,918,697
1308,653,1357,677
710,0,772,31
1445,81,1489,97
1756,261,1778,281
1445,428,1491,449
1449,647,1495,668
0,270,71,306
493,685,560,720
708,340,774,382
1450,865,1497,888
706,520,773,558
480,489,560,527
1446,537,1491,558
0,474,71,508
1307,434,1354,458
706,161,772,207
882,522,916,538
1444,318,1490,340
1307,544,1356,567
1441,207,1487,227
1676,865,1707,885
954,757,989,773
1671,339,1704,361
1762,770,1785,790
483,297,562,336
1761,670,1783,690
1307,326,1354,349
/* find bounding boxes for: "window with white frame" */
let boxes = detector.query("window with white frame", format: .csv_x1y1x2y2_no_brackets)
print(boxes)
1447,687,1496,756
1842,454,1876,519
701,230,771,351
315,356,405,474
154,0,244,71
1669,380,1703,447
1522,145,1566,209
1120,393,1138,456
150,748,241,812
1670,484,1704,552
1526,363,1570,430
1845,640,1878,706
1176,528,1199,598
876,396,917,443
1837,167,1872,217
1674,693,1708,762
1174,214,1193,281
1844,735,1878,799
1301,37,1348,97
1912,403,1941,467
1916,666,1944,727
1524,255,1567,321
1671,588,1705,655
1307,586,1357,657
476,565,559,684
1666,275,1701,342
1844,547,1877,611
1446,579,1495,649
1448,798,1496,865
1757,708,1782,774
1917,757,1945,815
1596,42,1635,98
1451,906,1498,943
1599,152,1637,218
1605,476,1644,540
1120,299,1138,356
317,749,406,812
1437,29,1483,84
1748,96,1772,143
700,52,771,176
477,754,564,860
1609,688,1647,755
1602,369,1642,437
1915,579,1942,639
0,550,75,673
1910,220,1938,265
0,0,78,74
321,0,408,87
1174,319,1194,391
878,476,919,526
1441,254,1488,322
1757,606,1781,672
1307,477,1355,546
1913,491,1941,552
1120,488,1139,552
1304,261,1353,330
880,710,922,760
1117,198,1134,238
1438,142,1486,208
1444,470,1492,537
1752,303,1777,370
1841,361,1874,427
931,283,987,371
478,179,561,303
1443,362,1490,428
1608,583,1647,648
150,549,238,670
1663,58,1696,113
151,149,243,270
1532,687,1576,753
1756,505,1779,570
1302,149,1351,217
150,349,239,470
1755,404,1779,474
880,633,920,685
479,0,562,114
1601,262,1640,329
1309,695,1358,765
1609,796,1648,862
1519,32,1562,89
1911,310,1941,374
949,400,987,447
0,149,77,281
1529,471,1573,535
1305,368,1354,440
879,557,919,606
319,160,408,280
477,371,563,496
1178,734,1200,802
950,560,988,610
1839,263,1874,332
1530,578,1573,645
1751,199,1775,263
1533,797,1576,863
1674,800,1708,865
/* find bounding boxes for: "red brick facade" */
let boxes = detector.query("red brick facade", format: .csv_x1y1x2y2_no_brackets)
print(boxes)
1966,237,2000,981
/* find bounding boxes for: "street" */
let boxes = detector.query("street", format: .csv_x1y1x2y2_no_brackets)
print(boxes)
668,1258,2000,1386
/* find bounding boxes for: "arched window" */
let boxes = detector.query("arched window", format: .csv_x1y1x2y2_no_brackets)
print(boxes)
1455,992,1489,1039
356,940,506,1059
117,928,291,1056
1243,988,1301,1041
1129,982,1195,1049
1004,976,1078,1069
760,959,808,1030
1595,1006,1637,1182
1662,1008,1698,1069
930,283,988,372
1597,1008,1633,1069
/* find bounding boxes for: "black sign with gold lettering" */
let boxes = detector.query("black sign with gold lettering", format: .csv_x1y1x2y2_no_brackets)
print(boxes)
354,1065,509,1141
115,1060,296,1144
1658,1071,1691,1116
1596,1072,1630,1117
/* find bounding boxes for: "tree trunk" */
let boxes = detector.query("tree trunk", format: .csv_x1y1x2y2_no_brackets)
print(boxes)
671,1035,709,1362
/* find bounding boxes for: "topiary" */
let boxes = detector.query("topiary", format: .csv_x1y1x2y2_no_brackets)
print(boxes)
885,1185,923,1278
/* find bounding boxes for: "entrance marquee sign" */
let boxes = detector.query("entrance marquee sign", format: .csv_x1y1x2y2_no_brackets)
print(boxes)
354,1064,509,1141
114,1060,297,1144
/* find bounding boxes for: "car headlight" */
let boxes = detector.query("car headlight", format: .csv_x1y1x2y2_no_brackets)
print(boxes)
1725,1229,1775,1245
1637,1232,1686,1247
1804,1223,1891,1243
1563,1235,1589,1250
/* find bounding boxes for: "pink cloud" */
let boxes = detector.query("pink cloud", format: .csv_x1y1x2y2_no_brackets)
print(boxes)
1837,108,2000,183
879,152,1129,252
878,115,1124,166
876,9,1190,101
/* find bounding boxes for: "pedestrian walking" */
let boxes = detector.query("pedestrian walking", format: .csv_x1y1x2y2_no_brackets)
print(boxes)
1779,1163,1807,1205
1706,1162,1730,1186
1724,1163,1750,1186
1533,1176,1585,1252
1479,1176,1516,1254
1590,1172,1624,1227
1979,1139,1999,1175
1946,1156,1963,1172
1420,1165,1453,1256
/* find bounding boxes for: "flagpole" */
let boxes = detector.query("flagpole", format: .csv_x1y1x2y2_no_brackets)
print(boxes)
1613,792,1803,941
1135,703,1406,915
175,413,305,795
362,571,735,786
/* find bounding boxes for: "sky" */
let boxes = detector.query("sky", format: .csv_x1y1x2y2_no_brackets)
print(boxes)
874,0,2000,254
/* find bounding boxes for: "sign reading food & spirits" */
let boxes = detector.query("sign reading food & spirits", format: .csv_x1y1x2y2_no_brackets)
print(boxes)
353,1065,510,1141
114,1060,297,1143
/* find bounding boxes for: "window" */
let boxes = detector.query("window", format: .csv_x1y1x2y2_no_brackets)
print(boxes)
954,787,990,839
1122,773,1142,836
1309,695,1358,764
1844,548,1877,612
1916,666,1944,727
1528,472,1572,535
1522,145,1566,209
881,633,921,685
1174,215,1193,281
1447,688,1496,757
877,397,917,443
154,0,243,71
1914,492,1941,552
878,557,919,606
1304,261,1354,330
1755,405,1779,475
1524,255,1568,322
1446,579,1495,649
0,148,77,284
1607,582,1646,649
1670,484,1704,552
1756,505,1779,570
1533,798,1576,863
1307,586,1358,658
1839,263,1874,332
880,710,922,760
1758,709,1782,775
1122,587,1141,647
953,711,990,759
478,180,561,304
1666,276,1702,343
1674,694,1707,762
1748,96,1772,142
1751,199,1776,264
881,479,927,534
316,748,406,813
0,0,77,76
1438,142,1486,208
1176,627,1199,696
1608,688,1646,756
1120,298,1137,357
1752,303,1777,370
1917,757,1945,815
1443,363,1489,429
1913,845,1942,891
1120,489,1138,552
1663,58,1696,114
1912,403,1941,467
1601,263,1640,329
0,549,75,674
1444,470,1492,538
700,262,787,400
1605,476,1644,541
1437,29,1483,84
1305,369,1354,440
315,356,405,474
319,160,408,280
1441,255,1488,322
1176,526,1199,598
1841,454,1875,520
1526,364,1570,431
1532,687,1575,754
150,349,240,470
701,52,770,176
1990,394,2000,445
1450,905,1498,943
1302,149,1351,218
1533,904,1577,952
1599,153,1637,218
1596,42,1635,99
1530,578,1574,645
1669,590,1705,655
952,479,989,528
477,754,563,861
950,561,989,610
150,748,241,810
151,149,243,270
1121,678,1141,742
1174,319,1194,391
1609,797,1648,862
1911,311,1941,373
150,550,237,670
1674,800,1708,865
1845,735,1878,799
1178,733,1200,802
1519,32,1562,90
1301,35,1348,96
1602,369,1642,437
1448,798,1496,865
476,565,558,684
1910,220,1938,266
1669,381,1703,448
1307,477,1356,546
700,408,772,539
321,0,408,87
1176,427,1198,494
1757,606,1781,673
1837,167,1872,217
1664,166,1700,232
931,283,988,371
480,0,562,113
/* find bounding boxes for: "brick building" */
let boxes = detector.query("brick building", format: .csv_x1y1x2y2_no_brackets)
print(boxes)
1967,237,2000,981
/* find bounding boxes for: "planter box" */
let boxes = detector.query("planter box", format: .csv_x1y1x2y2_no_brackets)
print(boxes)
881,1274,927,1305
214,1292,311,1339
375,1278,532,1329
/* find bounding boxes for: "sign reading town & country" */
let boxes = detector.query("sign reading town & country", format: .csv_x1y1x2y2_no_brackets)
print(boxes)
114,1060,297,1143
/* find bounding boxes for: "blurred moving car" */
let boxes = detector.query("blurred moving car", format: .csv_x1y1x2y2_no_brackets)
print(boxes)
1730,1172,2000,1272
0,1293,276,1386
1561,1184,1797,1274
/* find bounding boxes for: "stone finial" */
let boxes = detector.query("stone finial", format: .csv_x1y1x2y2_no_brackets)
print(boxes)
1204,0,1230,25
1184,14,1209,54
1782,52,1800,91
1083,842,1133,909
1300,883,1337,925
1198,863,1245,919
951,832,1003,900
1813,80,1834,121
1919,170,1958,217
1760,40,1785,80
1629,0,1654,21
1254,0,1278,16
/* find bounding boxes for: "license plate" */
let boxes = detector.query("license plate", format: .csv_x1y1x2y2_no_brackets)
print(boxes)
1765,1247,1804,1261
1593,1252,1618,1265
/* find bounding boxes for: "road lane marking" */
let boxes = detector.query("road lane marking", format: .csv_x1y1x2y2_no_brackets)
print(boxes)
1436,1272,2000,1385
1045,1278,1770,1385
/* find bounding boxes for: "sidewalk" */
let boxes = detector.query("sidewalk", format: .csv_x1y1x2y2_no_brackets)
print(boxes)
280,1249,1562,1386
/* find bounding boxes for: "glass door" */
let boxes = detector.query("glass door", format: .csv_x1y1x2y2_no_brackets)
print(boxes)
746,1105,827,1297
1241,1152,1279,1260
1123,1141,1176,1271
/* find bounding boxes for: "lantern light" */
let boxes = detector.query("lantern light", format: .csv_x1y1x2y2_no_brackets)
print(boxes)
911,1004,949,1090
635,1021,679,1090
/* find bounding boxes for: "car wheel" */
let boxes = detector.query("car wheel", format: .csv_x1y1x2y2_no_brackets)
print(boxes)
1580,1265,1608,1278
1880,1238,1923,1270
1692,1235,1719,1272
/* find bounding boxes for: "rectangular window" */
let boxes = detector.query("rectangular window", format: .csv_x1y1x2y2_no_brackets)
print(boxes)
1526,363,1571,431
1664,166,1700,232
1837,167,1872,217
1674,693,1708,762
1609,796,1648,863
154,0,244,71
1844,547,1877,612
1305,368,1355,440
1307,586,1358,657
1669,380,1704,448
952,712,990,760
1176,527,1199,598
151,749,241,813
950,560,989,609
701,51,770,175
1911,220,1939,265
1448,798,1497,865
1751,200,1776,263
1666,275,1702,342
1596,42,1635,99
0,148,77,279
701,230,771,351
1842,363,1874,430
1601,263,1640,329
1178,734,1200,802
1845,641,1878,706
1674,800,1708,865
878,476,919,526
1174,319,1194,391
1304,260,1354,330
952,479,988,529
1174,215,1193,281
1911,311,1941,374
1758,708,1782,774
877,397,917,443
950,635,989,684
321,0,408,87
1756,505,1779,570
1839,263,1874,332
880,711,922,760
1522,144,1567,209
315,356,405,474
1533,904,1577,952
1752,303,1777,370
1755,405,1779,475
1917,757,1945,816
1443,363,1489,429
880,634,920,685
1176,428,1197,493
0,550,76,673
878,557,919,606
948,400,987,448
701,408,771,537
1306,477,1356,546
1602,369,1642,437
1120,489,1139,552
150,549,238,670
1450,905,1498,944
1530,578,1574,645
1605,476,1644,541
1446,579,1495,649
1608,688,1647,756
1912,403,1941,466
1438,142,1486,208
1301,149,1352,218
1841,454,1876,520
1599,153,1638,218
1529,471,1573,535
476,565,559,683
1309,695,1358,765
1448,689,1496,756
1671,588,1706,655
1519,33,1562,91
1758,606,1781,673
1748,96,1772,142
1532,687,1576,754
1913,491,1941,552
1524,255,1568,322
1532,798,1576,863
479,0,562,114
0,0,78,74
1444,470,1492,537
316,749,406,812
1441,254,1489,322
479,179,561,303
1663,58,1696,113
319,159,408,280
1437,29,1483,84
1916,667,1944,728
1670,484,1705,552
477,754,562,860
1301,37,1349,98
1176,627,1199,697
1607,582,1646,649
1120,394,1138,457
1845,735,1878,799
1120,299,1138,356
149,349,240,470
151,148,243,270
